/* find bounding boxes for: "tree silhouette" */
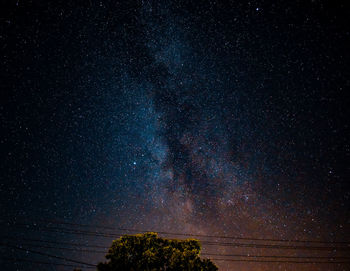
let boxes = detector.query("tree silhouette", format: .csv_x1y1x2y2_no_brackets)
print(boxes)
97,232,218,271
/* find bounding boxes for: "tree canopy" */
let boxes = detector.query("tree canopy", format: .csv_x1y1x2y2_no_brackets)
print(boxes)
97,232,218,271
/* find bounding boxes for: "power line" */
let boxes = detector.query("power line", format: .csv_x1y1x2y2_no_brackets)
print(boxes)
6,241,350,260
6,219,349,245
0,243,96,267
3,236,350,263
13,223,119,237
3,238,350,266
4,236,349,259
9,223,350,251
2,236,109,249
3,242,106,253
4,240,350,259
210,258,350,264
201,253,350,260
3,256,348,266
2,258,96,269
31,219,350,245
3,242,350,266
201,240,349,250
3,244,349,265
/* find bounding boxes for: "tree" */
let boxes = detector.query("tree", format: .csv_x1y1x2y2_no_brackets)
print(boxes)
97,232,218,271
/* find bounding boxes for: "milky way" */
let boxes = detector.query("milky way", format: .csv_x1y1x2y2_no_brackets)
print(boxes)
1,1,349,270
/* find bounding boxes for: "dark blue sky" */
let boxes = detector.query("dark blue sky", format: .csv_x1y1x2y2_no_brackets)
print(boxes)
1,1,349,270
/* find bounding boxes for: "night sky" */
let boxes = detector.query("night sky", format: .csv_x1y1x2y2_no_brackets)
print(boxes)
1,0,349,270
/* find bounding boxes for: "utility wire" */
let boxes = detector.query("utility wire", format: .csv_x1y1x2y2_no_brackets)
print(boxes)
3,242,106,253
3,256,349,266
2,236,109,249
2,245,349,265
3,239,350,265
30,219,350,245
2,258,96,269
209,258,350,264
3,236,350,262
0,243,96,267
201,253,350,259
13,223,119,237
8,223,350,251
201,240,349,250
6,241,350,260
